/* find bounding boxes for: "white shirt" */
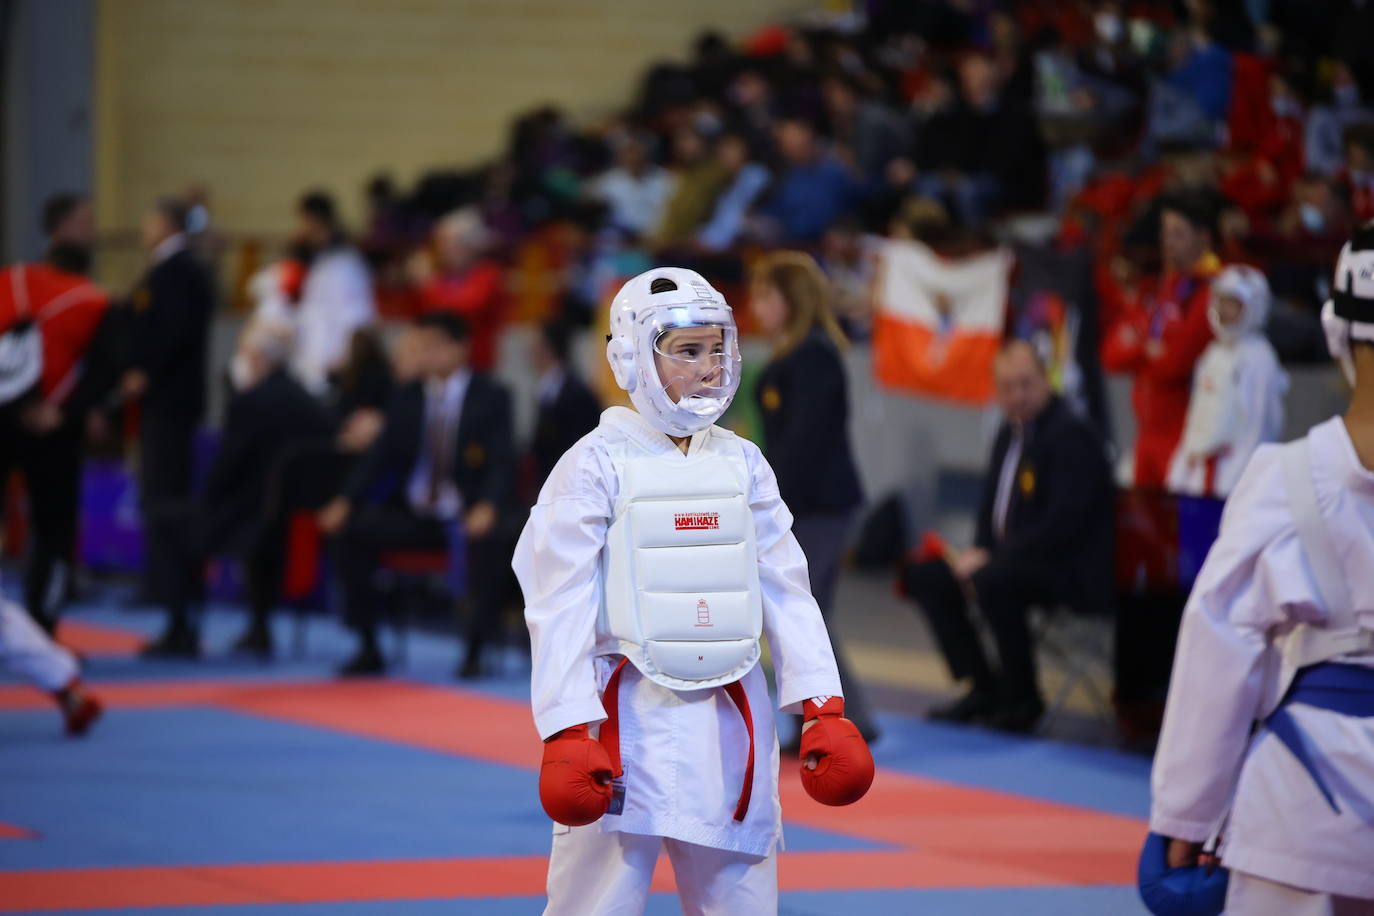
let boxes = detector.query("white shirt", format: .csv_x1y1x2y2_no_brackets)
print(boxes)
513,406,842,856
591,167,674,237
255,246,376,395
537,368,565,406
991,428,1024,541
151,233,188,266
1150,416,1374,897
406,370,471,520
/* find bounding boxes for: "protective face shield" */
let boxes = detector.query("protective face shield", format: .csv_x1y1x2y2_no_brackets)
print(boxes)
606,267,742,437
1321,226,1374,386
1206,264,1270,343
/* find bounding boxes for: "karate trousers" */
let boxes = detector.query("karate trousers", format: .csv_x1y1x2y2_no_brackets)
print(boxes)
543,823,777,916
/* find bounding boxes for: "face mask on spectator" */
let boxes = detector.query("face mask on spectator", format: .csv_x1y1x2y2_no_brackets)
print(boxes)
1334,84,1361,108
1270,94,1302,119
1300,203,1326,233
1094,12,1123,44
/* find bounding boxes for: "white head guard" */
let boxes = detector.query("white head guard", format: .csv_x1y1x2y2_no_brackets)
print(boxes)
606,267,742,436
1322,223,1374,385
1208,264,1271,343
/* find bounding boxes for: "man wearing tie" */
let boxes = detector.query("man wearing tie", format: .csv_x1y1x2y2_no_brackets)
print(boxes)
898,341,1114,732
318,313,515,676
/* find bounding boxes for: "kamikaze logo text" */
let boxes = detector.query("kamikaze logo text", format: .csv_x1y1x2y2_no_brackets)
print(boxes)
674,512,720,531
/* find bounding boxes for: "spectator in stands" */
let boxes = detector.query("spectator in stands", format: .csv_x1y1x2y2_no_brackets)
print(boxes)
0,194,116,632
898,341,1114,732
912,53,1045,225
751,251,879,744
589,131,673,239
529,319,601,488
695,132,771,253
1305,61,1373,177
415,208,506,371
651,127,731,249
124,198,215,656
1102,192,1221,488
763,117,861,243
821,74,910,184
258,191,376,396
1342,123,1374,225
143,319,336,658
1167,265,1286,498
318,313,515,678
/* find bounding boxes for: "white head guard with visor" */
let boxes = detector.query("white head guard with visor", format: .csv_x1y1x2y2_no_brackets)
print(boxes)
1322,223,1374,385
1208,264,1271,343
606,267,742,437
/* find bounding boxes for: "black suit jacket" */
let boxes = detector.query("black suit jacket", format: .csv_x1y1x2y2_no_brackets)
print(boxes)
974,395,1114,612
202,369,335,542
130,248,214,419
755,330,863,515
345,373,515,513
532,373,602,485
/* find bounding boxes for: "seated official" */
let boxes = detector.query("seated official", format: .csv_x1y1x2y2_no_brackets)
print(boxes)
317,312,515,677
898,340,1114,732
142,319,336,658
530,319,601,488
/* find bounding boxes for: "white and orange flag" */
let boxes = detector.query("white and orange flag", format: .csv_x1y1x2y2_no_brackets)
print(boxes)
872,239,1012,404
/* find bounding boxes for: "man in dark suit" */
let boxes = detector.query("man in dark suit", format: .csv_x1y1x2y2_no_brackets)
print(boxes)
530,319,601,486
143,319,336,657
899,340,1114,732
124,198,214,649
318,312,515,677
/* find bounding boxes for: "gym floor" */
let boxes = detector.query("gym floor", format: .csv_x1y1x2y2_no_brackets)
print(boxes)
0,573,1151,915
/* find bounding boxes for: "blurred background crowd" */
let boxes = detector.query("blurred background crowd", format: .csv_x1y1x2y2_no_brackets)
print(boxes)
4,0,1373,740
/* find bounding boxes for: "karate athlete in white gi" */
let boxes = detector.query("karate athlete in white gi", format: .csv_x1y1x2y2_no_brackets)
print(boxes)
1148,228,1374,914
1166,264,1287,499
513,268,874,915
0,595,102,735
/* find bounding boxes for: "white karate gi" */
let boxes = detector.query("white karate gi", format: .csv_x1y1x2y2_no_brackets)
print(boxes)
514,406,842,914
252,246,376,394
1167,331,1287,499
0,597,77,691
1151,416,1374,905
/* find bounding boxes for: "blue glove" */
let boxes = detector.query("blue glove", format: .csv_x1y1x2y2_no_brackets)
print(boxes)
1137,832,1228,916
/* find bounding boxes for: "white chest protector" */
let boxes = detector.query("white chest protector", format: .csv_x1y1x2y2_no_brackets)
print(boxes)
598,409,763,692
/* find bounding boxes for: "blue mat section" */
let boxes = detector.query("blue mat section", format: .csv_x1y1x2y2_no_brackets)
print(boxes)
21,887,1148,916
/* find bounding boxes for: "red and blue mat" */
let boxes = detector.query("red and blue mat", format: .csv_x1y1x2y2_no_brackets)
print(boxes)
0,604,1150,914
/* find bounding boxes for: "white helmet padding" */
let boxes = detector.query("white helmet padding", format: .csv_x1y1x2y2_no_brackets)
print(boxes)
1208,264,1271,342
606,267,742,437
1321,223,1374,385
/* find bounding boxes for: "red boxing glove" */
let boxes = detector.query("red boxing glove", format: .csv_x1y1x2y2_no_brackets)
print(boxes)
798,697,874,806
539,723,614,826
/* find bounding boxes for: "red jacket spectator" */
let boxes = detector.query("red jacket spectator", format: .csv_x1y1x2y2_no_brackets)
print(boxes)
0,262,108,404
1103,251,1220,488
418,259,506,372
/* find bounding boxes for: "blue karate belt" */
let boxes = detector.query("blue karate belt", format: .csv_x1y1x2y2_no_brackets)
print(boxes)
1262,661,1374,815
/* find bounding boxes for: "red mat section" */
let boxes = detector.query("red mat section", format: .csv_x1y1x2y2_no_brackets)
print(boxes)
0,676,1144,910
55,621,146,655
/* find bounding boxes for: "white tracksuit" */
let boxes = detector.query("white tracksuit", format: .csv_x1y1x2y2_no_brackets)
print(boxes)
1150,417,1374,908
0,597,77,691
1166,332,1287,498
514,406,842,914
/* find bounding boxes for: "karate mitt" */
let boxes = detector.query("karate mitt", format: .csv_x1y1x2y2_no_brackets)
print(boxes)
798,697,874,806
539,723,614,826
1136,832,1228,916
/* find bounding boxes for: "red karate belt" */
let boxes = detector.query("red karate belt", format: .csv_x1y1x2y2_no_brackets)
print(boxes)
598,657,755,822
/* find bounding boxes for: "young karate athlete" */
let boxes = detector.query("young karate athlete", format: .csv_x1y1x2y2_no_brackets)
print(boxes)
1145,228,1374,913
1166,264,1287,499
513,268,874,915
0,595,102,735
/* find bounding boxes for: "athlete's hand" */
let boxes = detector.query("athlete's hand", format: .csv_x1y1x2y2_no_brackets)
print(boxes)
799,697,874,806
